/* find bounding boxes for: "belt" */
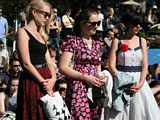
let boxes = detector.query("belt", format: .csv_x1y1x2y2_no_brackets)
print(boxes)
116,65,142,72
34,63,47,68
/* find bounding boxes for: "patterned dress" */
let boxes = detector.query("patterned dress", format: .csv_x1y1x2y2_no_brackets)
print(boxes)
62,36,102,120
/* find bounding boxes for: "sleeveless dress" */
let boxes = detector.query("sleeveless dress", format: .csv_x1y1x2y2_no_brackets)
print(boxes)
104,38,160,120
16,29,51,120
62,36,102,120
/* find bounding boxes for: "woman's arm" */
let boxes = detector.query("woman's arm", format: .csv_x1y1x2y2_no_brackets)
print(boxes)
0,92,6,117
138,38,148,87
59,51,102,87
59,51,82,79
131,38,148,92
43,49,57,92
108,38,119,76
16,28,45,84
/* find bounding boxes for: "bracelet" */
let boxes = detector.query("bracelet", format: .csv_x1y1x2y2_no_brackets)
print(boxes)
81,73,85,80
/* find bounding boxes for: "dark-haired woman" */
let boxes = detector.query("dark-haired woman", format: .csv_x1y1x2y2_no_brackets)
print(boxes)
59,9,106,119
105,10,160,120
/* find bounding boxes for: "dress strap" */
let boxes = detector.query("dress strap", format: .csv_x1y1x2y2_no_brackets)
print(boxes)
139,36,142,48
24,28,33,38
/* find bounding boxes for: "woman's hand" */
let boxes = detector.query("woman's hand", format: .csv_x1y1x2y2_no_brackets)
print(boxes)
130,82,144,93
98,76,106,87
42,78,56,96
84,75,105,87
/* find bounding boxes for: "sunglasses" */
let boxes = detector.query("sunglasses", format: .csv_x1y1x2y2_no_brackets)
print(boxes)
58,87,67,92
86,21,101,26
13,65,20,67
34,9,51,18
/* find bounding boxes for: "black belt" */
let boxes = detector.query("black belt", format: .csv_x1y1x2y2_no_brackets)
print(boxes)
34,63,47,68
116,65,142,72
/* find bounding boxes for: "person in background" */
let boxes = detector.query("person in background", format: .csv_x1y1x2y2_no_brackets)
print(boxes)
103,30,115,53
105,10,160,120
48,44,58,74
152,63,160,80
8,57,21,78
96,5,104,37
0,77,19,117
48,9,61,49
59,8,105,119
149,80,160,106
0,7,8,49
143,7,158,30
18,12,27,28
16,1,56,120
6,77,19,113
11,50,19,60
101,53,109,71
0,41,8,69
53,8,61,48
104,7,117,32
55,78,68,99
61,8,74,39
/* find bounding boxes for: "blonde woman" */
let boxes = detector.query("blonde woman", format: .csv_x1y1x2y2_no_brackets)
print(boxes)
16,0,56,119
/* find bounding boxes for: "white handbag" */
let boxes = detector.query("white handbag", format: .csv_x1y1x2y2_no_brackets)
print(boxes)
40,92,71,120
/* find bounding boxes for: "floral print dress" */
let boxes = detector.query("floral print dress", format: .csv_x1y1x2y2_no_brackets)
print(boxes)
62,36,102,120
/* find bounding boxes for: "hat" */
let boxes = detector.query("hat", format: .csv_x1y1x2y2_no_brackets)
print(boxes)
153,5,157,9
53,8,58,13
97,5,102,10
121,0,140,6
19,12,25,16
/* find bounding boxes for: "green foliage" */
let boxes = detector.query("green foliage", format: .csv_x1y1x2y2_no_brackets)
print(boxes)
1,0,116,27
2,0,30,27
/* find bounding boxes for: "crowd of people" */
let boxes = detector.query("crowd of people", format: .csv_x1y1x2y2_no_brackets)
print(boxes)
0,0,160,120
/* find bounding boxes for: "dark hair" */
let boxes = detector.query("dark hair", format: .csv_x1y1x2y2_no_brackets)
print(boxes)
9,57,19,65
0,41,4,45
55,79,68,91
8,76,19,85
121,10,142,27
73,8,97,36
5,76,19,96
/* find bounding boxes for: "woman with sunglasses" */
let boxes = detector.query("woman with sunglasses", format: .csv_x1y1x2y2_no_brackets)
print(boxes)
16,1,56,120
55,78,68,99
105,10,160,120
59,8,106,119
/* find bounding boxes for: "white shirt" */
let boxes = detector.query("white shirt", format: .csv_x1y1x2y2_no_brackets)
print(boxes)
97,13,104,31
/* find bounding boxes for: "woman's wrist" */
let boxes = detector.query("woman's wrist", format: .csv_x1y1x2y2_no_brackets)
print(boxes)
81,73,85,80
40,80,44,86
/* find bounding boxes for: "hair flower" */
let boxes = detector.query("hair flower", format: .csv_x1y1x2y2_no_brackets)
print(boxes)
120,44,128,52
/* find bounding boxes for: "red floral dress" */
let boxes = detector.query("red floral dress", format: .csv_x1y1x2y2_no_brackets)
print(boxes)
62,36,102,120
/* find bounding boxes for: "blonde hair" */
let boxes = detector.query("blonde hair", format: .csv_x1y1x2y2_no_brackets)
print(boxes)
26,0,53,43
107,7,114,16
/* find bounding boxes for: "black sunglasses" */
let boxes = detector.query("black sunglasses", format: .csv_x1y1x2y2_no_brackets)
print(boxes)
58,87,67,92
34,9,51,18
13,65,20,67
86,21,101,26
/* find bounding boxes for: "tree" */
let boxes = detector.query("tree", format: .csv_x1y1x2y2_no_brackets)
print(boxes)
2,0,30,27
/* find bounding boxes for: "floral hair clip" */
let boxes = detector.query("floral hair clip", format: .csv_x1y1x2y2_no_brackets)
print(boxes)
120,44,128,52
